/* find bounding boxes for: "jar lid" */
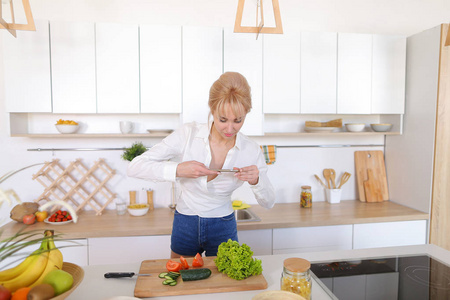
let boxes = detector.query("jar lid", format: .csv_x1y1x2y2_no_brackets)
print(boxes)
284,257,311,272
301,186,311,189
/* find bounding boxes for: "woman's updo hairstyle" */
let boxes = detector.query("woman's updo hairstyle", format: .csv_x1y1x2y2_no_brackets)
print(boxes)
208,72,252,118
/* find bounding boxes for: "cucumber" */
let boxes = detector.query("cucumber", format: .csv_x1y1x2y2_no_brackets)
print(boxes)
180,268,212,281
162,279,175,285
159,272,168,278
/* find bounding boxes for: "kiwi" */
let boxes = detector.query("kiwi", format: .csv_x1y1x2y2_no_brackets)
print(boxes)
10,202,40,222
27,283,55,300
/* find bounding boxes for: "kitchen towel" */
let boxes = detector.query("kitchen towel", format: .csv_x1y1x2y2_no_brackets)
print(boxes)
260,145,277,165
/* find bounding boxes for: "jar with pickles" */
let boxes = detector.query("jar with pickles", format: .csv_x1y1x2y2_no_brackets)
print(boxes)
281,257,311,300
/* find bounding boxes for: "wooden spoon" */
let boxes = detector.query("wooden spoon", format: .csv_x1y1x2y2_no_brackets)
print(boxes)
338,172,351,188
314,174,327,188
329,169,337,189
323,169,332,189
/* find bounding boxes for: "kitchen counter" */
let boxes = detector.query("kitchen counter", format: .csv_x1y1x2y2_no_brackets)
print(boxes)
67,244,450,300
0,201,428,239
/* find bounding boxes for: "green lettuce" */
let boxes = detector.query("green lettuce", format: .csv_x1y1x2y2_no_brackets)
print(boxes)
214,239,262,280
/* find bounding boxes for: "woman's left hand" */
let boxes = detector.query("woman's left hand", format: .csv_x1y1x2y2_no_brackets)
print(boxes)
234,165,259,185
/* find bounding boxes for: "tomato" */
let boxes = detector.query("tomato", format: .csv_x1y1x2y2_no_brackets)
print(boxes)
166,260,182,272
180,256,189,269
192,253,204,267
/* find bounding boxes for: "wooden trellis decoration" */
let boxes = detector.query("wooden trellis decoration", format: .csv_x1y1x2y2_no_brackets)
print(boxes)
32,158,117,215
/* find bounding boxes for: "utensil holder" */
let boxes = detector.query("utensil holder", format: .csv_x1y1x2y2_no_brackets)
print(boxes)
326,189,342,204
146,190,154,210
129,191,137,205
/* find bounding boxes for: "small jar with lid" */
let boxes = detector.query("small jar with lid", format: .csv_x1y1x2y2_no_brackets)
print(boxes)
281,258,312,300
300,186,312,208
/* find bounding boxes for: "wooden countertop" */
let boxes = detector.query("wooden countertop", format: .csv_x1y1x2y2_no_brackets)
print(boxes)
0,201,429,240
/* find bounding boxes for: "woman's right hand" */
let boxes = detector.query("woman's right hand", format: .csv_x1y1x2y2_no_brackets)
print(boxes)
176,161,219,178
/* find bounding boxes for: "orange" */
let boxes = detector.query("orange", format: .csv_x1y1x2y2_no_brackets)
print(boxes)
11,287,31,300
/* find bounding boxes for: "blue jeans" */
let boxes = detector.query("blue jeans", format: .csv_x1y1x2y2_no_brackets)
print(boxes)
171,210,238,256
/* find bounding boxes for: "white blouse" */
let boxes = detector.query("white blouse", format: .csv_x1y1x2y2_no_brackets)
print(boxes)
127,122,275,217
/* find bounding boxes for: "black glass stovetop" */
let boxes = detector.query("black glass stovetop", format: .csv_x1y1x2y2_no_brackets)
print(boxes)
311,255,450,300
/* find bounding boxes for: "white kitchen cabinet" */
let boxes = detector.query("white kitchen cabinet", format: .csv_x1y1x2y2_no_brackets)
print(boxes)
88,236,171,265
300,32,337,114
3,20,52,113
54,239,89,266
263,31,301,114
50,21,96,113
140,25,182,113
353,220,427,249
272,225,353,254
223,28,263,135
238,229,272,256
337,33,372,114
96,23,140,113
182,26,223,124
371,35,406,114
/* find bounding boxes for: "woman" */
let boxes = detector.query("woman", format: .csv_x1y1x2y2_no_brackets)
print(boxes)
127,72,275,257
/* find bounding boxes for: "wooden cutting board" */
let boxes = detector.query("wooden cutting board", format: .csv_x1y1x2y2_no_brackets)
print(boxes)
363,169,383,202
355,151,389,202
134,256,268,298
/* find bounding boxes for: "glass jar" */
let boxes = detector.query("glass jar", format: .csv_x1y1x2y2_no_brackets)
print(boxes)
281,258,311,300
301,186,312,208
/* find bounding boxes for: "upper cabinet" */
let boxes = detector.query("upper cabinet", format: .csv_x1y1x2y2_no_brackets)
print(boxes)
300,32,337,114
140,25,182,114
371,35,406,114
223,28,263,136
182,26,223,124
263,31,301,114
50,21,97,113
337,33,373,114
3,20,52,113
96,23,140,113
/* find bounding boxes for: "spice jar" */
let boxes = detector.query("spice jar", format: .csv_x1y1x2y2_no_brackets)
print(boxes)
281,258,311,300
300,186,312,208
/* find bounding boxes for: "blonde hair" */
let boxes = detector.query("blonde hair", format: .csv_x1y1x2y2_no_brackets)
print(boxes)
208,72,252,118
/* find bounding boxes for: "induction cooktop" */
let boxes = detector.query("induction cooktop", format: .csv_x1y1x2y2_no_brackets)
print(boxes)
310,255,450,300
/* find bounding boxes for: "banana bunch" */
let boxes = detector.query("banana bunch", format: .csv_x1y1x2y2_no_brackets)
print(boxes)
0,230,63,293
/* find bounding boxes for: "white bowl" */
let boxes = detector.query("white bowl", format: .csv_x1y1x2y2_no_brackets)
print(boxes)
55,124,79,134
370,123,393,132
127,204,149,216
345,123,365,132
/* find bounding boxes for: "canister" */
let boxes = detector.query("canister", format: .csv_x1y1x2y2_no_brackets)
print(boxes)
300,186,312,208
281,257,311,300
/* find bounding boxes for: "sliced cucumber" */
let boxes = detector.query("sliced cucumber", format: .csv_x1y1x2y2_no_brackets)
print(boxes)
169,281,178,286
159,272,168,278
180,268,212,281
162,279,175,285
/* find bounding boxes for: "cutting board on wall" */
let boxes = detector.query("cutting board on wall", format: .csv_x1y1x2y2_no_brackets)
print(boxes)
134,257,267,298
355,151,389,202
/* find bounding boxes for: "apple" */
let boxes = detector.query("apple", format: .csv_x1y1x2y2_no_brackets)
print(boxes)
42,269,73,296
0,285,11,300
35,210,48,222
22,214,36,225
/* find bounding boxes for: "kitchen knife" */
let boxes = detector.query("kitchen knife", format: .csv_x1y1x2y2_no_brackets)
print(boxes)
211,169,239,172
104,272,151,278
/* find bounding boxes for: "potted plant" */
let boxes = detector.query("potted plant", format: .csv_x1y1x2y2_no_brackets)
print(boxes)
121,142,147,162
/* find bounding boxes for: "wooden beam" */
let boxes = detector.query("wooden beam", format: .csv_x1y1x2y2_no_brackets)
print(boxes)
234,0,283,35
0,0,35,37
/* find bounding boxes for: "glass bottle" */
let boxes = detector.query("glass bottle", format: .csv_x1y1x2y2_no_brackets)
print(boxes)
301,186,312,208
281,257,312,300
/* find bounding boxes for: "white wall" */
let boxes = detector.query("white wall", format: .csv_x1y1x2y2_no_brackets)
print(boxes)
1,0,444,225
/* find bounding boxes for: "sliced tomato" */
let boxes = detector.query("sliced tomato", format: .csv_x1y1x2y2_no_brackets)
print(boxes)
180,256,189,269
192,253,204,267
166,260,182,272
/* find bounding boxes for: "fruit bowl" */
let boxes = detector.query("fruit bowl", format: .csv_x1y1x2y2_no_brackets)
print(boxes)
51,262,84,300
55,124,79,134
127,204,149,216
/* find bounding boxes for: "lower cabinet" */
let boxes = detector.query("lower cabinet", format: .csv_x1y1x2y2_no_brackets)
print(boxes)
238,229,272,256
88,235,171,265
54,239,88,267
272,225,353,254
353,220,427,249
